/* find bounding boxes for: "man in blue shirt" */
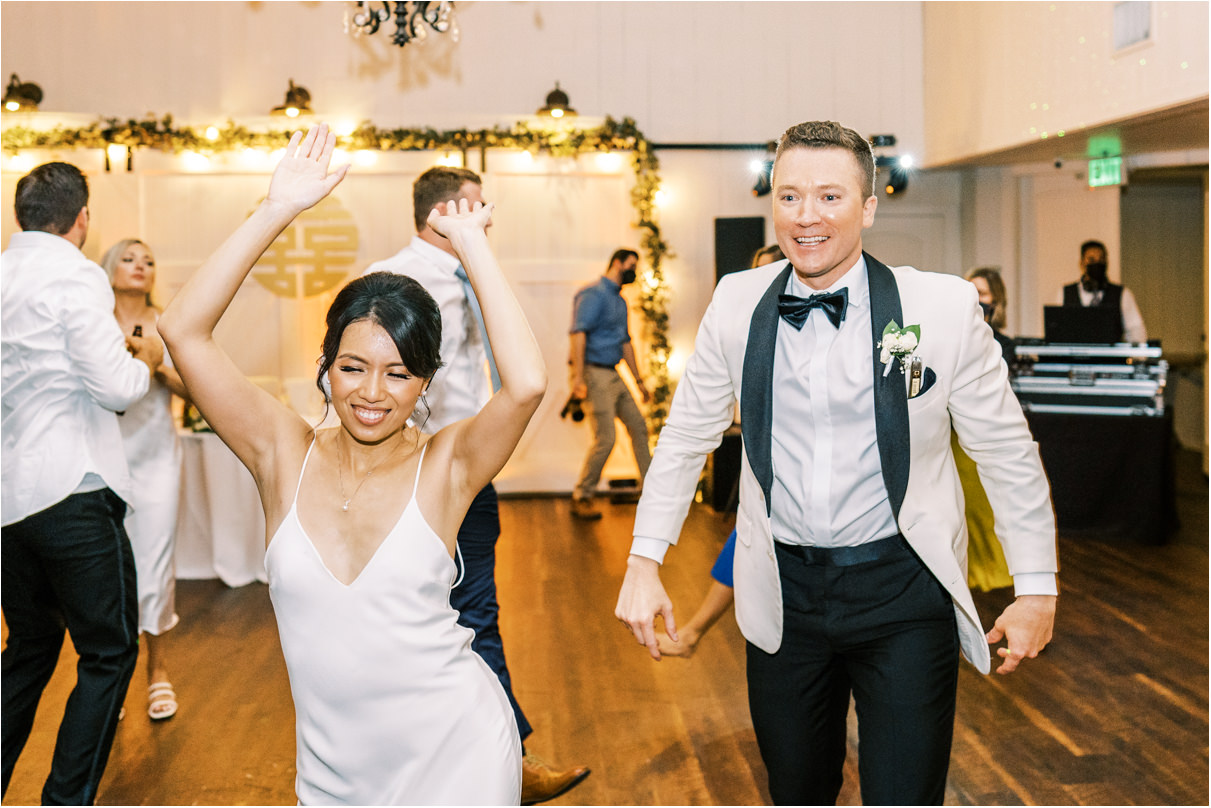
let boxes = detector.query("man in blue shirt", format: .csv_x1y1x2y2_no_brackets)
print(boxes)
568,249,651,520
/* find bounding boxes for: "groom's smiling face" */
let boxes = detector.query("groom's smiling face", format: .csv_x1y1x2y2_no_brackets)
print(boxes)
772,146,877,291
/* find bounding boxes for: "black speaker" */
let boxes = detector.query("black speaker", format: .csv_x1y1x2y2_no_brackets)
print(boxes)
714,216,765,285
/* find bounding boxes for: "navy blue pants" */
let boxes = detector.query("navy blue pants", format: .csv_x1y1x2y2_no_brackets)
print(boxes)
746,538,959,806
450,484,532,742
2,489,140,805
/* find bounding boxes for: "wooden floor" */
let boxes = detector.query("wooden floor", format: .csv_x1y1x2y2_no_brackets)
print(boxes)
4,449,1207,806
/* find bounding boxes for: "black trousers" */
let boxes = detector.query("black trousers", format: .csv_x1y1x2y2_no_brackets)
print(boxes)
2,489,139,805
449,484,533,742
746,537,959,806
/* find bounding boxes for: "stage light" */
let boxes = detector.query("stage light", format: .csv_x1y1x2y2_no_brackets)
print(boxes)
752,158,773,197
885,166,909,196
875,153,910,196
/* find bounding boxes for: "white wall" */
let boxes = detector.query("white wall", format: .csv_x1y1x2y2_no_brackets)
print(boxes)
923,1,1209,165
0,1,926,148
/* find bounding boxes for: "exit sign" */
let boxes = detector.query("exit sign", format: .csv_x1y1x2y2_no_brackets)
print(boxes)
1089,156,1124,187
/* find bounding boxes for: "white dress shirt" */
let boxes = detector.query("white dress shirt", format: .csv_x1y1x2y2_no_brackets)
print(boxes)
1058,285,1148,343
364,236,492,433
2,230,151,525
770,258,899,547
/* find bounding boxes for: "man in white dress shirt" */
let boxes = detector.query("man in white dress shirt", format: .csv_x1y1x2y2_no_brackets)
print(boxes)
364,166,589,805
616,122,1058,804
2,162,163,804
1059,239,1148,343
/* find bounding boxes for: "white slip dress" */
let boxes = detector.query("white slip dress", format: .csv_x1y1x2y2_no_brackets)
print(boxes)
266,438,521,806
116,333,181,635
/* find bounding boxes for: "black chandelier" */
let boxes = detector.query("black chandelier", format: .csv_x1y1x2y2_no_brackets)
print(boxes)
346,1,458,48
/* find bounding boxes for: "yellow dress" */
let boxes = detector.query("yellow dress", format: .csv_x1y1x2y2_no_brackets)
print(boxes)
952,431,1013,591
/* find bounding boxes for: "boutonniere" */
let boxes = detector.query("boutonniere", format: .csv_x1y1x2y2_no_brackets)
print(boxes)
878,320,921,377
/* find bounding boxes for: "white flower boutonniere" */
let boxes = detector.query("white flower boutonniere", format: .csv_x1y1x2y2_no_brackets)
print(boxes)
878,320,921,377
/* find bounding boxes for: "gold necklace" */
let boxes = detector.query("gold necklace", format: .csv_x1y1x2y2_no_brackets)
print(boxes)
336,435,396,512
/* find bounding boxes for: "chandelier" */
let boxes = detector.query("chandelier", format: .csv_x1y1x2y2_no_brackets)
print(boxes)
346,1,459,48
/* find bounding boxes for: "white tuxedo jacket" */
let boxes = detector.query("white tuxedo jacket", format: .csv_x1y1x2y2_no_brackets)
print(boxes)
633,254,1057,674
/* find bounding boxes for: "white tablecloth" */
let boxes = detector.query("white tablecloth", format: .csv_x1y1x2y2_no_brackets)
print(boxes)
174,431,267,586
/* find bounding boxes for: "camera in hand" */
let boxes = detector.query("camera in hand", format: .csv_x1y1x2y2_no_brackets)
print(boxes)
560,395,585,422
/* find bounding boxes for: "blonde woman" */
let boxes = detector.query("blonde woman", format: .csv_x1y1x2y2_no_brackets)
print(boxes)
102,238,187,720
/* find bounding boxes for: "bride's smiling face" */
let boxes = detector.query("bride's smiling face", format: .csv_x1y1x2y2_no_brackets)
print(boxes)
329,319,427,442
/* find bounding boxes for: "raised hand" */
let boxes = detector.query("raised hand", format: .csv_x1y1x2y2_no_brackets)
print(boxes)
426,197,494,243
265,124,349,214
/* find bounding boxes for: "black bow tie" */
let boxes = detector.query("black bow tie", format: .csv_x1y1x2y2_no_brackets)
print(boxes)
777,289,849,330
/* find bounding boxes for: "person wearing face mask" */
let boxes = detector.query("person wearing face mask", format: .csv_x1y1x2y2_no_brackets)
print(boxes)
1059,240,1148,343
959,267,1015,592
568,249,652,520
965,266,1016,367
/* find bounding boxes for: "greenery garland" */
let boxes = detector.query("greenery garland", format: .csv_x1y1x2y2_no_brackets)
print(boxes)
2,114,675,434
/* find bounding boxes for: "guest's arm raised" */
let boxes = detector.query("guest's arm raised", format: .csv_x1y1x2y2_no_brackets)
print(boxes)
158,124,348,477
426,199,547,510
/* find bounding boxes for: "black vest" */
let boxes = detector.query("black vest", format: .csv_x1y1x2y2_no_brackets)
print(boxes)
1063,281,1124,338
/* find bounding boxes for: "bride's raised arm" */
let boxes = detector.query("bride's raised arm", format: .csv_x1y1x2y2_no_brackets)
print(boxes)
427,199,547,497
158,124,349,475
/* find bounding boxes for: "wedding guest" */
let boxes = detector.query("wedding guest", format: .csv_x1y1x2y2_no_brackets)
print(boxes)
2,161,161,804
616,120,1057,805
364,166,589,803
965,266,1016,366
1058,240,1147,343
159,124,546,804
102,238,190,720
958,267,1016,592
568,249,652,520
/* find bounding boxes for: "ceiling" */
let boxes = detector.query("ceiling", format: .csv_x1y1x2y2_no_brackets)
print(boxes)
930,97,1209,169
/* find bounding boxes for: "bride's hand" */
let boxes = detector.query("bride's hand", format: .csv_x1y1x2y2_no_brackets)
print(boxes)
427,198,494,242
265,124,349,214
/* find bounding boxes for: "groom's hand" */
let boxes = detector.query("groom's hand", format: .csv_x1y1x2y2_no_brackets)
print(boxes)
616,554,677,661
986,594,1056,674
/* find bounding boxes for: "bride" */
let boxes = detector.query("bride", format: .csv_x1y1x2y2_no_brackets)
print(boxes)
159,124,546,805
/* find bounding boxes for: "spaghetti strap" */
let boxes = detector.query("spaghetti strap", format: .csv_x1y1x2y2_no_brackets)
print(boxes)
410,440,428,501
292,436,317,507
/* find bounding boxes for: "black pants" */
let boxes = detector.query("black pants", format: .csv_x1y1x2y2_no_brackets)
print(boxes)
450,484,533,742
2,489,139,805
746,537,959,806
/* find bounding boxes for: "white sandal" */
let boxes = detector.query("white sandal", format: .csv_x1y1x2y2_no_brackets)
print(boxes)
148,681,178,721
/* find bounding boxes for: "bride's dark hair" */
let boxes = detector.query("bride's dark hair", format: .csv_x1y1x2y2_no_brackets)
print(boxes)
316,272,444,408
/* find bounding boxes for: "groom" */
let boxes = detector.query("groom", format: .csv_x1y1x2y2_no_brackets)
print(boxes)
615,121,1058,805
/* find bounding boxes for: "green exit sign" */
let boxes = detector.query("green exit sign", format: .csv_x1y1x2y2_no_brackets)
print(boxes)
1089,156,1124,187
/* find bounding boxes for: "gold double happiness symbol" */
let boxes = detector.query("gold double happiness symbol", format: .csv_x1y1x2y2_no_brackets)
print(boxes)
252,195,359,298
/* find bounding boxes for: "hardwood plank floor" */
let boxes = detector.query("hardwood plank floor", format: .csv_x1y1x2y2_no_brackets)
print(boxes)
3,450,1206,805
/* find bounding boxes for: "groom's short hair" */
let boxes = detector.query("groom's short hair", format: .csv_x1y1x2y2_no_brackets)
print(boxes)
774,121,876,200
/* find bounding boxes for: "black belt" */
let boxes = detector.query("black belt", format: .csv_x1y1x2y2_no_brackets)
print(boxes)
586,361,617,370
774,534,906,567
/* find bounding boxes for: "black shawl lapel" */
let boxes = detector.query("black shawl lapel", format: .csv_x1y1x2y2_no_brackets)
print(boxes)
741,264,792,516
865,252,910,520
